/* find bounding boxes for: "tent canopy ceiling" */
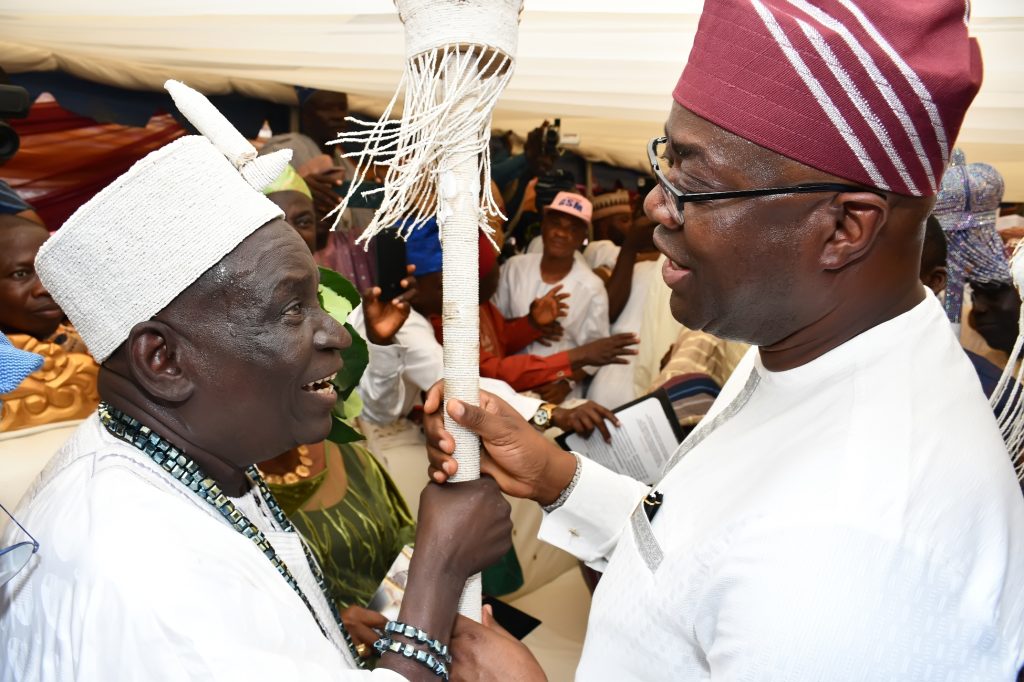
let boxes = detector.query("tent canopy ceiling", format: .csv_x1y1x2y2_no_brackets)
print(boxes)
2,0,1023,199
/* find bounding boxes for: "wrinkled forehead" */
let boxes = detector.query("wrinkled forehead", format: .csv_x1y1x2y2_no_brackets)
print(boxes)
665,103,810,185
0,215,48,243
0,221,48,268
163,218,314,321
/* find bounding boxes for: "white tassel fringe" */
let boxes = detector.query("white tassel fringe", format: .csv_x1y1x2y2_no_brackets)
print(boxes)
325,44,512,247
326,42,514,623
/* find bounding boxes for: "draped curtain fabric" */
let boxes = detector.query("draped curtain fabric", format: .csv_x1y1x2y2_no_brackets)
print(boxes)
2,100,185,229
0,2,1020,198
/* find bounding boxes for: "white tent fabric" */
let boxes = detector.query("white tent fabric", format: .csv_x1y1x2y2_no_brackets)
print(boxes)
2,0,1023,199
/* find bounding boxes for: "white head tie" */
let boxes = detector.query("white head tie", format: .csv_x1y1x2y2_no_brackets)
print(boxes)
36,80,291,363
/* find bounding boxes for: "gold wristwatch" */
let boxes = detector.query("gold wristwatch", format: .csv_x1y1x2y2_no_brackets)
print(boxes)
530,402,558,429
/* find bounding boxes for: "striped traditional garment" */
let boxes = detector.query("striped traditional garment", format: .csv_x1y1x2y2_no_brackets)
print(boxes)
1,323,99,432
649,327,748,430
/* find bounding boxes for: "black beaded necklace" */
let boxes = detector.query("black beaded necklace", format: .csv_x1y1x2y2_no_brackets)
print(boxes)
98,402,365,668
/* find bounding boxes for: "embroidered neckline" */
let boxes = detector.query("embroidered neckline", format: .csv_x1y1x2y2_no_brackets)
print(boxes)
98,402,364,668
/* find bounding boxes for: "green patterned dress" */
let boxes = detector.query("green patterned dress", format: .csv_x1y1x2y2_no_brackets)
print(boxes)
268,439,524,609
267,441,416,610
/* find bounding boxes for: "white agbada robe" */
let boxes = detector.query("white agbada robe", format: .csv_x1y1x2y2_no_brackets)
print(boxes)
581,239,619,271
0,417,404,682
349,306,542,425
493,253,609,401
540,292,1024,680
632,254,684,396
582,240,661,409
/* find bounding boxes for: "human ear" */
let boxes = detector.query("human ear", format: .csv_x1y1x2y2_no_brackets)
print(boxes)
820,192,890,271
924,266,948,295
124,320,195,403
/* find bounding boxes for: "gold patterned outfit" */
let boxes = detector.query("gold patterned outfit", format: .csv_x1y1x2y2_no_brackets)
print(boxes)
0,324,99,432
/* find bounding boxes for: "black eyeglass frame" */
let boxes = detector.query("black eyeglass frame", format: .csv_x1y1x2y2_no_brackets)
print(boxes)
647,136,886,223
0,500,39,586
967,279,1014,294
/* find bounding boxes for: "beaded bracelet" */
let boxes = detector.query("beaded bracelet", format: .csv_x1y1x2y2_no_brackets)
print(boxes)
542,451,582,513
384,620,452,663
373,637,449,680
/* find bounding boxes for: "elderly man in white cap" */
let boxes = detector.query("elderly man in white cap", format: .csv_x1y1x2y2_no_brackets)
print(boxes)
0,81,512,682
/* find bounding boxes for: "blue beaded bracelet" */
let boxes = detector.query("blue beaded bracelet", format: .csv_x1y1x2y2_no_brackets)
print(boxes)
384,620,452,663
373,637,449,680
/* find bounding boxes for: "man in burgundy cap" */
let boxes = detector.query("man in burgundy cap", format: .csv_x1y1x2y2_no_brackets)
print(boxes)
427,1,1024,679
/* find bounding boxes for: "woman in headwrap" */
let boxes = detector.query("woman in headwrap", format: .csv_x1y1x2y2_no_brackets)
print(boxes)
259,166,418,659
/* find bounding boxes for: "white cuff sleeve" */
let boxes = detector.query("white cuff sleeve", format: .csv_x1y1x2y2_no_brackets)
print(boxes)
480,377,542,420
357,343,409,425
537,456,648,571
365,670,409,680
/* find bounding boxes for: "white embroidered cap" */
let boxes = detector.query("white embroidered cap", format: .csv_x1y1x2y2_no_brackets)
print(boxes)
35,80,292,363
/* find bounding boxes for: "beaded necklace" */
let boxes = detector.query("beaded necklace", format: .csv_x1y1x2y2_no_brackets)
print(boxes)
260,444,319,485
98,402,365,669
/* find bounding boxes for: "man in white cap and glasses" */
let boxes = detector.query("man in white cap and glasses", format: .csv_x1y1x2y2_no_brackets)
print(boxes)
427,0,1024,679
0,81,512,682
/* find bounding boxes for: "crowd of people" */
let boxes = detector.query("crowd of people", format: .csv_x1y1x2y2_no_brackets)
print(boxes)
1,0,1024,680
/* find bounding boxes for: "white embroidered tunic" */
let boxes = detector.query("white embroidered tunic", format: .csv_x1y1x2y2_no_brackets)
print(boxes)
541,292,1024,680
492,252,610,359
0,416,405,681
583,240,661,409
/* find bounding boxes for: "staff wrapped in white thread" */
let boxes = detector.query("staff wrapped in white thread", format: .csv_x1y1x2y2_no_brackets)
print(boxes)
325,0,523,619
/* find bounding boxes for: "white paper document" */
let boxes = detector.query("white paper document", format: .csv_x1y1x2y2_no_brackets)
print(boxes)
559,391,683,484
367,544,413,621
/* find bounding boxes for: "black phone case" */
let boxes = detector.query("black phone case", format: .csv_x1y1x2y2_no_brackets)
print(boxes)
375,232,408,302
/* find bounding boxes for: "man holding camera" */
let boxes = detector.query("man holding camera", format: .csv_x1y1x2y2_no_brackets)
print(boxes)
0,69,42,225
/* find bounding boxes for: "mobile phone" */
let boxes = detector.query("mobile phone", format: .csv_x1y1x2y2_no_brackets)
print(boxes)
375,231,408,302
481,595,541,640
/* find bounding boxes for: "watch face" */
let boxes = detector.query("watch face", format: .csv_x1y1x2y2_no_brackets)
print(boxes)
533,409,550,427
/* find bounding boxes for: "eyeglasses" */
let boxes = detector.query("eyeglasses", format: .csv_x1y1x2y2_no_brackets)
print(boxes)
0,501,39,587
967,279,1013,294
647,136,885,225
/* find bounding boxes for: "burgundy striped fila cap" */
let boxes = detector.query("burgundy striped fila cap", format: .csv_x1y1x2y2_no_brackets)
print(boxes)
674,0,983,197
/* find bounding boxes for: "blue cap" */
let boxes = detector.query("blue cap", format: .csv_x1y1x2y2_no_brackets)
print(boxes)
0,179,31,216
294,86,318,106
0,333,43,394
403,217,442,276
